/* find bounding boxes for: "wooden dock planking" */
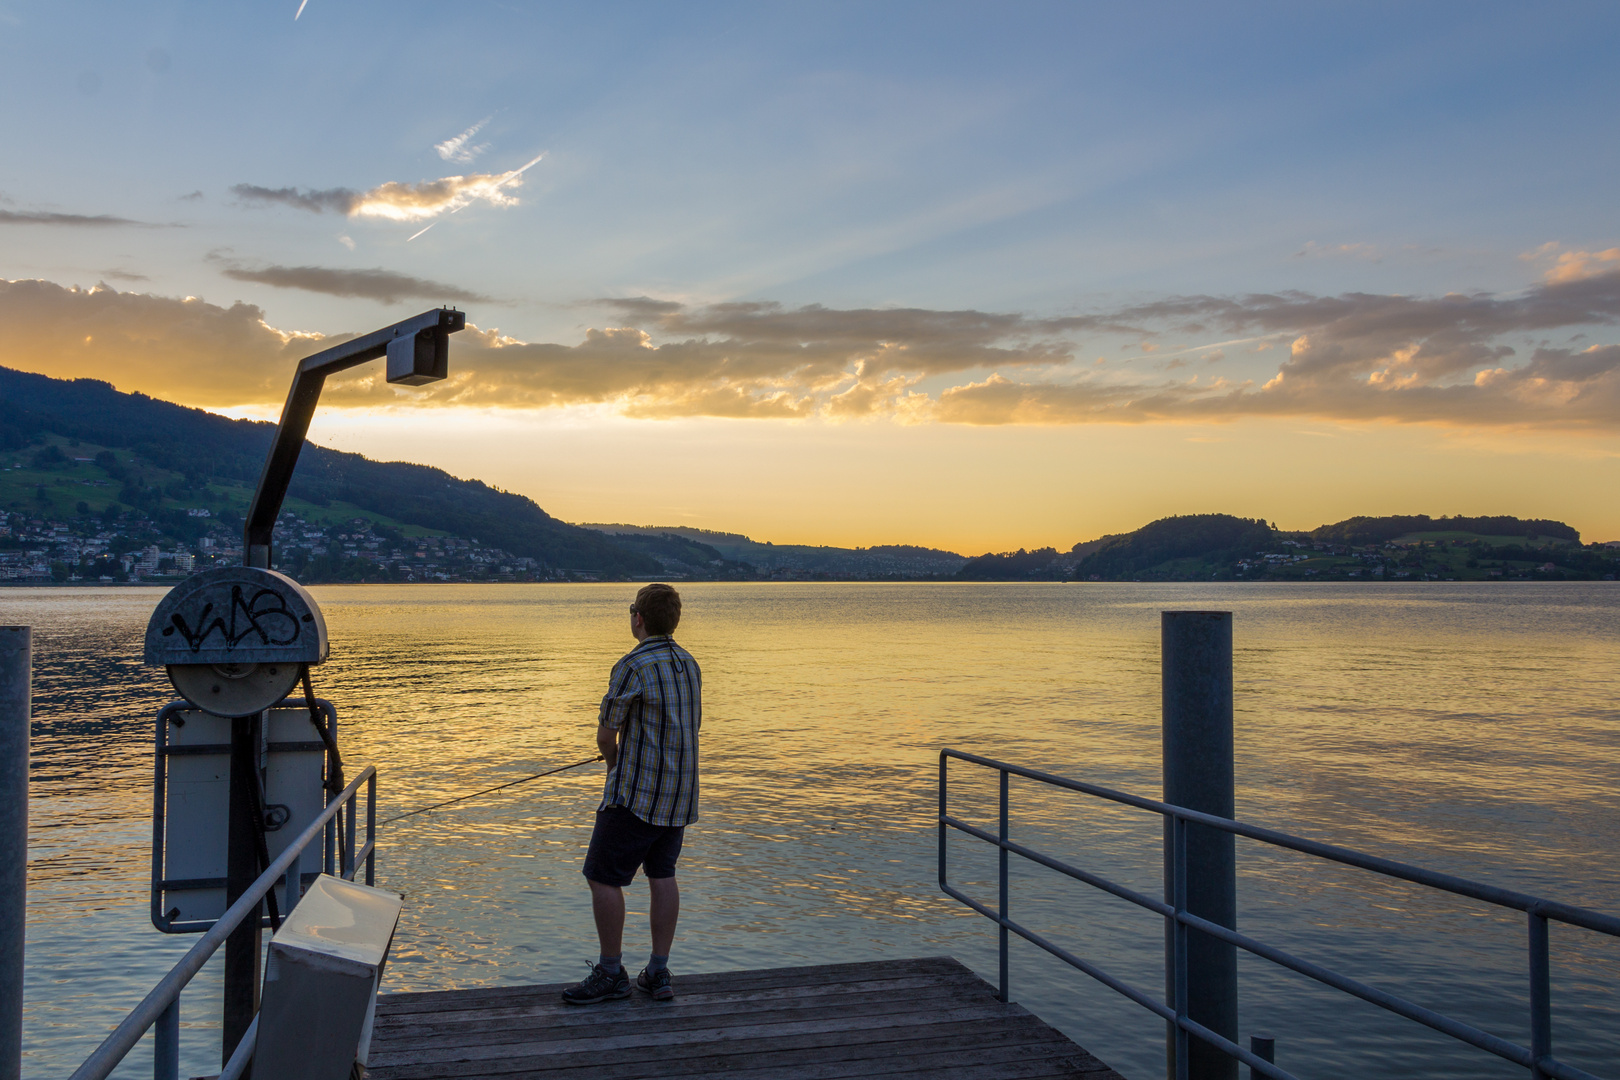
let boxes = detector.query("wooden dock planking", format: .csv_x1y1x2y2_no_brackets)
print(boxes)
366,957,1126,1080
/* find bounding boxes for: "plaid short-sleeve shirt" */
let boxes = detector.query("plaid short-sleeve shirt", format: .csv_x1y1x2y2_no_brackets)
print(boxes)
598,634,702,827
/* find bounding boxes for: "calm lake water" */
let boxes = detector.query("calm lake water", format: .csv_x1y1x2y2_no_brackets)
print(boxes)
9,582,1620,1079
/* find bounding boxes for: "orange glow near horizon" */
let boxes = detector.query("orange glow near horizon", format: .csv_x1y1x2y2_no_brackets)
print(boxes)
299,406,1620,552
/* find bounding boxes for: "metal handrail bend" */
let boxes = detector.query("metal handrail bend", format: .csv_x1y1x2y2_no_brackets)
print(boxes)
939,748,1618,1080
70,765,378,1080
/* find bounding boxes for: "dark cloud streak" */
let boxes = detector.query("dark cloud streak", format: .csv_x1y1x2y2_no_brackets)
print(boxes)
0,209,162,227
230,184,360,214
217,261,488,304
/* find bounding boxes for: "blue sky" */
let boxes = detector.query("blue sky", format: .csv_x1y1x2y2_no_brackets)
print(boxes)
3,2,1618,547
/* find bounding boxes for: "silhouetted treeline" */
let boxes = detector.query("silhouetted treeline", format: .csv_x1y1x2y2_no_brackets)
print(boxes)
1312,514,1579,546
1074,514,1276,579
955,547,1065,580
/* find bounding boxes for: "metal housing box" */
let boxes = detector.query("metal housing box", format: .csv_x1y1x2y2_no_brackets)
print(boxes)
385,325,449,385
151,701,336,932
252,875,403,1080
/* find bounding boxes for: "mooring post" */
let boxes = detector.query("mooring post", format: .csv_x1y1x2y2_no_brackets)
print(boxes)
0,627,30,1080
1162,611,1238,1080
1248,1032,1276,1078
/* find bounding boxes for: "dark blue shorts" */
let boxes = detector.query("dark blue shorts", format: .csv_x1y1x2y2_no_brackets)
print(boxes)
583,804,685,887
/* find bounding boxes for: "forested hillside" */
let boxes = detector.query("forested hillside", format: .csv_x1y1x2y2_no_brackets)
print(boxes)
0,365,657,575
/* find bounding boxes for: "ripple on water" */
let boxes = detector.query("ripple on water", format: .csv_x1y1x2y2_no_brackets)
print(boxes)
14,582,1620,1079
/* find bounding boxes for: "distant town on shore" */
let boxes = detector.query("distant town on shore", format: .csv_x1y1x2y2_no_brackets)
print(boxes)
4,363,1617,585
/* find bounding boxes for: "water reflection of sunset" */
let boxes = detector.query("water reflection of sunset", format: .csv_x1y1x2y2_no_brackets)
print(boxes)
16,582,1620,1078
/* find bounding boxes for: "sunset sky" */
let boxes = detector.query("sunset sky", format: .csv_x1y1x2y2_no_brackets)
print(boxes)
2,2,1617,551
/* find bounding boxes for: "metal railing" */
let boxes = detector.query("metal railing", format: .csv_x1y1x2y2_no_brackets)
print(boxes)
938,748,1620,1080
70,765,377,1080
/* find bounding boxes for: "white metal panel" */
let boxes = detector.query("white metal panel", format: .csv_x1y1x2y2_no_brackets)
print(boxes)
155,703,335,930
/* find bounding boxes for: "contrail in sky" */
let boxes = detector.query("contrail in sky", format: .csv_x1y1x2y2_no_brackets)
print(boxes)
407,223,435,242
294,0,309,19
504,152,546,180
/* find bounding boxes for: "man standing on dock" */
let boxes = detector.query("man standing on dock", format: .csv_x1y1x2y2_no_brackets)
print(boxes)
564,583,702,1005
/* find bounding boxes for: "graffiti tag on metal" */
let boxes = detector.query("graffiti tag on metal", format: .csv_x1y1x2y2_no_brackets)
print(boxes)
144,566,329,666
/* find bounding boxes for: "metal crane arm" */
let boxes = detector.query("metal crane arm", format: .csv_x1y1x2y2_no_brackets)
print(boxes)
243,307,466,567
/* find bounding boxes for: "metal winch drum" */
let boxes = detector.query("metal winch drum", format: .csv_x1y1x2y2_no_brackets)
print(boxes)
144,565,329,717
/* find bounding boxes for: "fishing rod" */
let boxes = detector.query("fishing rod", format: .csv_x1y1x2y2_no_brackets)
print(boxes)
379,754,604,827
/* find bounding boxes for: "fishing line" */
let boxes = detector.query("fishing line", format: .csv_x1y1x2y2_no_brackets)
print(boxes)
379,754,604,827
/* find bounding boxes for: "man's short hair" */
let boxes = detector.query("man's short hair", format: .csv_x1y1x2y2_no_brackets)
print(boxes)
634,583,681,636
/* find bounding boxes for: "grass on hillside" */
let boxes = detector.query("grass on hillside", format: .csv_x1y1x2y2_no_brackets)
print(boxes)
1390,530,1579,547
1094,529,1609,581
0,435,448,537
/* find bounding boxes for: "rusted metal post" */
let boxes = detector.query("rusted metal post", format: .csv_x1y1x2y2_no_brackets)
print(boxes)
1163,611,1238,1080
0,627,30,1080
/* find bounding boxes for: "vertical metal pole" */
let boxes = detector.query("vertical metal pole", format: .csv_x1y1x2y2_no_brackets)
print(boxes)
1163,611,1237,1080
365,772,376,887
998,768,1009,1003
0,627,29,1080
154,996,179,1080
324,806,335,876
937,754,948,897
1528,911,1551,1080
283,845,300,916
222,715,262,1071
344,797,357,880
1172,816,1190,1080
1248,1033,1275,1079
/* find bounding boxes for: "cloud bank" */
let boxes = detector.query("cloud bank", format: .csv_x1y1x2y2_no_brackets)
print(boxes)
2,266,1617,429
232,153,545,223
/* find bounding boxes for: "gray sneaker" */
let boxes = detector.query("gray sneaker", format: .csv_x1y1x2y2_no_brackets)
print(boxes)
562,962,630,1005
637,965,674,1001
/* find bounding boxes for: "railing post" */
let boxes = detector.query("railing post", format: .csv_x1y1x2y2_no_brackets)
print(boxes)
1528,911,1551,1080
344,797,358,880
1163,611,1238,1080
999,768,1009,1003
938,754,948,896
0,627,29,1080
1172,815,1190,1080
153,997,179,1080
283,845,301,916
365,773,377,887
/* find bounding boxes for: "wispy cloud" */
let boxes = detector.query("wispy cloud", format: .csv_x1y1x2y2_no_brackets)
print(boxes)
232,153,546,223
1546,248,1620,285
213,259,488,304
0,208,160,227
435,117,492,164
1294,241,1381,261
